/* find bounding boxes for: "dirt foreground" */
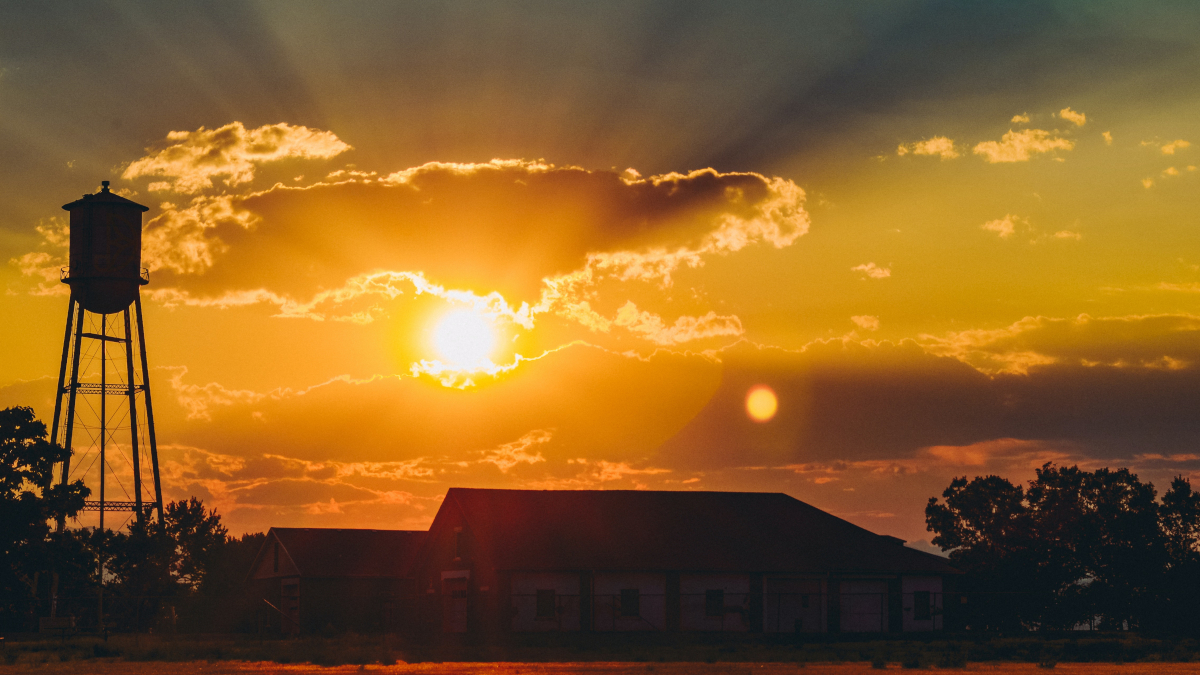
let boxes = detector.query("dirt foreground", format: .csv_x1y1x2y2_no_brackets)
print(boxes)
4,663,1200,675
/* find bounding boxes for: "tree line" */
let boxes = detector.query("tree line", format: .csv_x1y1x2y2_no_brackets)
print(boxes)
927,462,1200,632
0,406,263,632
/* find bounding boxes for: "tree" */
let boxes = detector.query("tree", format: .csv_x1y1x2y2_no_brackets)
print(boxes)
925,474,1041,630
1161,476,1200,568
0,406,90,629
1156,476,1200,631
105,497,236,629
927,463,1189,632
165,497,228,592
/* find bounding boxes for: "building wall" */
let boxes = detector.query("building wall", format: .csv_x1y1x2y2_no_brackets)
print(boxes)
592,572,667,631
763,577,827,633
679,574,751,632
901,576,943,632
413,496,508,635
510,572,582,632
839,579,889,633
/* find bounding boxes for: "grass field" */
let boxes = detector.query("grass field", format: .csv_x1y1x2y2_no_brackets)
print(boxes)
6,662,1200,674
2,634,1198,672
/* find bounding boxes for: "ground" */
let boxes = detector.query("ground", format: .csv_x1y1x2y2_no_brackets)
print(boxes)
5,663,1200,675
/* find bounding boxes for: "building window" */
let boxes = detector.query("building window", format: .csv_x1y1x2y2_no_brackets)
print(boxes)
619,588,640,617
705,589,724,617
536,590,556,619
914,590,931,620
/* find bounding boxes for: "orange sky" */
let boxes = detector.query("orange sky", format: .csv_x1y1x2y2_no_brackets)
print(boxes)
2,1,1200,553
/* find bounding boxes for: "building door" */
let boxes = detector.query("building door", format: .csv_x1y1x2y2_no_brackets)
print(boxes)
442,577,468,633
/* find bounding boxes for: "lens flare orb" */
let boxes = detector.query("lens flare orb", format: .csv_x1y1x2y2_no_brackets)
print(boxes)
433,309,498,369
745,385,778,422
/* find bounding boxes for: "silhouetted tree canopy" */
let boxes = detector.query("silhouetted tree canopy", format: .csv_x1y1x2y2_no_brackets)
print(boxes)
928,463,1200,632
0,406,90,628
0,405,263,632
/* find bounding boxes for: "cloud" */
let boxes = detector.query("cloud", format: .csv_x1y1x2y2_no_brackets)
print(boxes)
1160,139,1191,155
20,153,808,386
852,262,891,279
122,122,351,193
923,438,1076,468
657,321,1200,477
165,366,270,420
594,460,671,482
610,301,744,345
124,159,806,310
1053,230,1082,241
1011,114,1030,124
1102,131,1113,145
973,129,1075,163
1057,107,1086,126
478,430,552,472
851,315,880,331
8,218,71,295
918,313,1200,375
896,136,958,159
142,196,257,275
980,214,1023,238
155,444,434,523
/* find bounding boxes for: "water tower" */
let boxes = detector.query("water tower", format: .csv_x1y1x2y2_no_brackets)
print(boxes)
52,181,162,529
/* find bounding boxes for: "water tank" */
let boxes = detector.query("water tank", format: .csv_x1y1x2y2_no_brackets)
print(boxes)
61,181,150,314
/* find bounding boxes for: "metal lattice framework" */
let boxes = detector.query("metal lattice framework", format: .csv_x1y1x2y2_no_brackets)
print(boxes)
50,295,162,530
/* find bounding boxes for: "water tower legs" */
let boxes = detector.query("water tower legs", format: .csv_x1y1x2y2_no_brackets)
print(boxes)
51,294,163,530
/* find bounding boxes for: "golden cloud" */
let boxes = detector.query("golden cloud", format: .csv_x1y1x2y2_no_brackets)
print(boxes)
126,159,805,315
918,313,1200,375
477,430,552,472
980,214,1024,239
1057,107,1087,127
122,122,351,193
896,136,959,159
973,128,1075,163
1160,139,1191,155
610,301,743,345
851,315,880,331
852,262,891,279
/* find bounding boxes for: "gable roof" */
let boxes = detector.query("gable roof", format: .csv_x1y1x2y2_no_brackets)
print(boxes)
445,488,956,576
252,528,427,579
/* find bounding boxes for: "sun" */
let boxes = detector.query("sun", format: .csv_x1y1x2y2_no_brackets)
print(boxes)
432,309,498,369
745,385,778,423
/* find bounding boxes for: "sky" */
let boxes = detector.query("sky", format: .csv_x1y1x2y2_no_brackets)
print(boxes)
3,1,1200,550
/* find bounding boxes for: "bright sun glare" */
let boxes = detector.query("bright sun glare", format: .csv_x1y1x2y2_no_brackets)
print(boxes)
433,309,498,369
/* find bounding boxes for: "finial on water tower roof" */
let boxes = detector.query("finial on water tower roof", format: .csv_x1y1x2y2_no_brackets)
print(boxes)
101,180,110,192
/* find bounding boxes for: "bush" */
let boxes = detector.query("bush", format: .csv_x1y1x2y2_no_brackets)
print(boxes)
92,643,121,658
938,650,967,668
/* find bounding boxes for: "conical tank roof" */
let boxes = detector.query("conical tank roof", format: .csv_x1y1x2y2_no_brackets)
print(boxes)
62,181,148,212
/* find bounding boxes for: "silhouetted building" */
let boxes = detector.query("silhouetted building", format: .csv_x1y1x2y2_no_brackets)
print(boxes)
417,488,956,635
250,489,957,636
248,528,426,634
